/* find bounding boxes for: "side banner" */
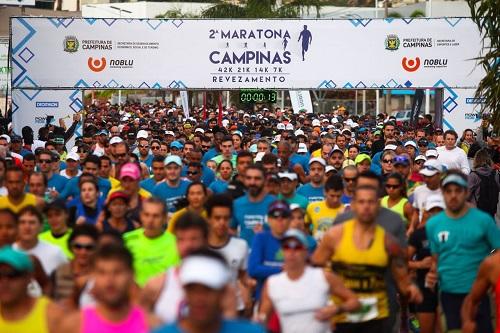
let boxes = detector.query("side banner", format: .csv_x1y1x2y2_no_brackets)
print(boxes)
180,91,190,119
11,89,83,148
440,87,484,136
289,90,313,113
11,17,482,90
0,39,9,96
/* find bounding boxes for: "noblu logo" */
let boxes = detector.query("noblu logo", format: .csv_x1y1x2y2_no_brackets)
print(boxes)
36,102,59,108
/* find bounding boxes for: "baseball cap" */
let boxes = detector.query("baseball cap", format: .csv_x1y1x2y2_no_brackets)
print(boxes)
108,191,130,203
373,130,381,136
44,199,67,213
325,165,336,174
194,128,205,134
164,155,183,166
425,195,445,211
393,155,410,166
404,141,417,149
97,129,108,136
119,163,141,180
418,138,429,147
358,127,368,133
425,149,439,158
384,144,398,151
1,134,11,143
137,130,148,139
419,159,445,177
286,123,294,131
294,129,305,137
66,151,80,162
165,131,175,137
414,155,427,162
0,246,34,272
170,141,184,150
297,143,308,154
179,255,230,290
355,153,371,165
268,200,291,218
312,119,321,127
278,172,298,181
183,123,192,129
281,229,309,248
441,173,468,189
109,136,124,145
53,137,65,145
249,144,258,153
309,157,326,167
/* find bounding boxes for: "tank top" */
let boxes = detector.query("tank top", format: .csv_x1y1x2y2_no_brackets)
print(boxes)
81,305,148,333
0,296,50,333
331,219,389,323
267,267,330,333
381,196,408,224
154,268,185,324
0,193,37,213
496,274,500,333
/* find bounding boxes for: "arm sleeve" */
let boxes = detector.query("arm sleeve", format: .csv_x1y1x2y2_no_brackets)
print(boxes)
248,235,281,279
64,121,79,142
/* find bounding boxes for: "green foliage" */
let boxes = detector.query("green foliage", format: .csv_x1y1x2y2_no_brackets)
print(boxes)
387,12,403,18
466,0,499,132
410,10,425,17
201,0,321,19
155,9,200,18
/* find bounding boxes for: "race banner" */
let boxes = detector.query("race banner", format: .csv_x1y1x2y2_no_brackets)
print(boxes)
11,89,83,147
0,39,9,96
439,87,485,135
11,17,482,90
180,90,190,118
289,90,313,113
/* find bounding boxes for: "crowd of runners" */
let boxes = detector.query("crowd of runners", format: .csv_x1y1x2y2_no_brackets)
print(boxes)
0,101,499,333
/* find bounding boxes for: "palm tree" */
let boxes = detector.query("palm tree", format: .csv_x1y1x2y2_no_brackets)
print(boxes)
466,0,499,133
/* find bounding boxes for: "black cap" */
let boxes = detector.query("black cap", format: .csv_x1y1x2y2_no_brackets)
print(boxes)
44,199,67,213
10,135,22,143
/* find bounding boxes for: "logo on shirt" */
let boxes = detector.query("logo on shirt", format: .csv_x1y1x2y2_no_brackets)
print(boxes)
437,231,450,243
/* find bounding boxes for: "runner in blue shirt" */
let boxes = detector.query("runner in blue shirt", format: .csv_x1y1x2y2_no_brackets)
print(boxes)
296,157,326,203
140,156,166,193
152,155,190,213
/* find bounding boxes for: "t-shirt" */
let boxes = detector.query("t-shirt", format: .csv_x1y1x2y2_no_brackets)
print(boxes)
0,193,37,213
153,319,264,333
296,184,324,203
210,237,249,310
412,185,442,223
13,241,67,275
123,229,180,286
47,173,69,193
181,165,215,187
201,147,219,165
277,193,309,211
59,176,112,200
208,179,229,194
152,180,191,213
38,230,73,259
436,146,471,174
211,154,237,168
140,177,159,193
59,169,82,179
167,208,207,233
231,194,276,246
408,227,431,286
306,201,344,239
426,208,500,293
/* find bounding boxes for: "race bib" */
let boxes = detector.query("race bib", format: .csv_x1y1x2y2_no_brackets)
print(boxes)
345,297,378,323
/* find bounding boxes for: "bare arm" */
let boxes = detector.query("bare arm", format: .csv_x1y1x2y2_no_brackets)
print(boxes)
407,208,419,236
138,273,165,312
54,310,80,333
325,270,361,313
257,282,273,325
311,226,340,267
403,202,414,225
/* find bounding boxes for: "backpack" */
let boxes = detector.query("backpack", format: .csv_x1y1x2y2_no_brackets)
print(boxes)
472,170,500,217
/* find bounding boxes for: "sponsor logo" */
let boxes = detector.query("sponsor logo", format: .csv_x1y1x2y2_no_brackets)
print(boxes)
35,102,59,108
385,34,400,51
423,58,448,68
402,37,432,48
401,57,420,72
63,36,79,53
109,59,134,69
82,40,113,50
34,116,56,124
436,39,460,47
465,97,486,104
88,57,107,72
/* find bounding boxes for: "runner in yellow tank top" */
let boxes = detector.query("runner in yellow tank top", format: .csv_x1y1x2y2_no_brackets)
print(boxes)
0,167,44,213
311,185,422,333
381,173,414,226
0,247,63,333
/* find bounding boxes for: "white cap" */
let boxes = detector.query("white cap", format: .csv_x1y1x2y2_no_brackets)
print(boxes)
179,255,230,290
425,149,439,158
312,119,321,127
137,130,148,139
286,123,294,130
278,172,297,181
415,155,426,162
254,151,266,162
165,131,175,136
66,151,80,161
331,117,338,124
325,165,336,174
425,195,445,211
309,157,326,167
384,144,398,151
109,137,124,145
419,159,445,177
294,129,305,137
277,123,286,130
404,141,417,149
297,143,308,153
243,113,250,118
0,134,10,143
272,135,281,143
194,128,205,134
327,124,335,129
222,119,229,127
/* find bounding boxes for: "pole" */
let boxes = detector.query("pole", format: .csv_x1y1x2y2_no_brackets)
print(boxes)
280,90,285,110
425,88,430,115
375,0,378,18
362,90,366,115
202,92,207,120
428,0,432,17
118,89,122,105
217,92,223,126
354,90,358,115
375,90,380,115
225,90,230,109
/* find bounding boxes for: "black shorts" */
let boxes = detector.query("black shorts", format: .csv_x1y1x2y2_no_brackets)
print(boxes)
414,285,438,313
440,292,493,333
335,318,386,333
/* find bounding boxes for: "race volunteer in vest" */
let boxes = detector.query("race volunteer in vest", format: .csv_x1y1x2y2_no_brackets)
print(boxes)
312,185,422,333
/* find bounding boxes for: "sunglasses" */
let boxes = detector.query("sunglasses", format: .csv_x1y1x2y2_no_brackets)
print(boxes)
385,184,401,189
418,144,428,147
202,145,211,149
72,243,96,251
39,159,52,164
151,146,160,150
382,159,393,164
344,177,357,182
77,150,88,154
0,270,26,279
415,160,425,165
187,171,199,176
115,153,127,158
139,145,149,149
282,241,305,251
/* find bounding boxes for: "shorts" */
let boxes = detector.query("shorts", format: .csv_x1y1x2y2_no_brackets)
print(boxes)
440,292,492,333
335,318,387,333
414,286,438,313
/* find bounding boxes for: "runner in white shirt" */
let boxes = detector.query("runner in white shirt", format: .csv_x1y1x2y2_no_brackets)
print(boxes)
206,194,254,315
258,229,360,333
436,130,470,174
59,152,82,179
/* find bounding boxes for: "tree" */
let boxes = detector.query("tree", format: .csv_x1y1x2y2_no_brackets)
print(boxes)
410,10,425,17
201,0,322,19
466,0,499,133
